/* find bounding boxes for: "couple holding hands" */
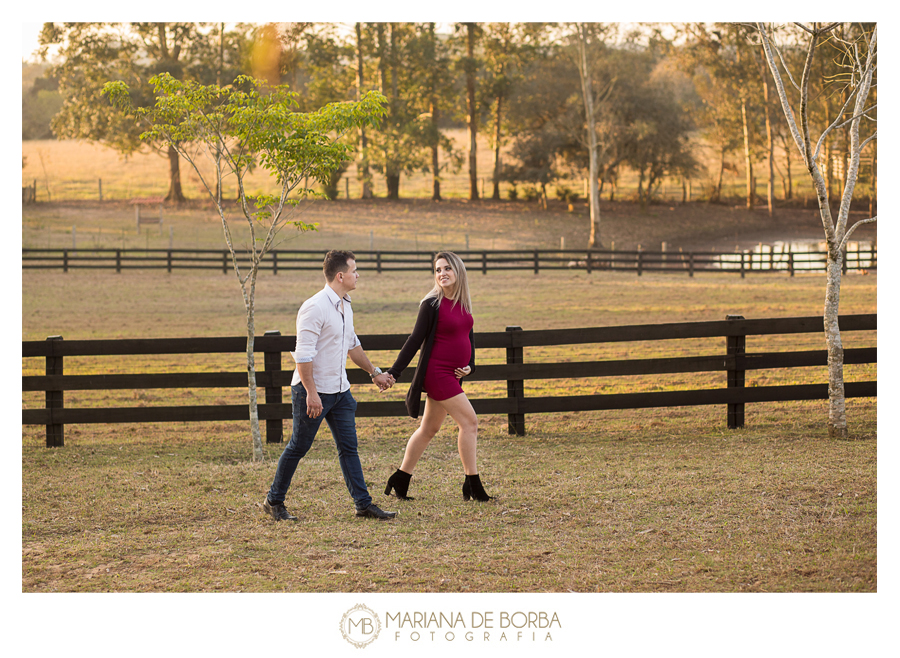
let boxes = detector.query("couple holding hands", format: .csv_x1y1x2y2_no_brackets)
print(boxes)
263,249,492,522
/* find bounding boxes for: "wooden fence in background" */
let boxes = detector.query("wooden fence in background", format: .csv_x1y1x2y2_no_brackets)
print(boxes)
22,314,876,447
21,246,877,277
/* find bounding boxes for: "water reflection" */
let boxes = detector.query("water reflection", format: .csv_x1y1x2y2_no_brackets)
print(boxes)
715,240,876,271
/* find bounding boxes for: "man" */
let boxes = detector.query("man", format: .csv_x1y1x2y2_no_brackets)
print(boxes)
263,250,397,521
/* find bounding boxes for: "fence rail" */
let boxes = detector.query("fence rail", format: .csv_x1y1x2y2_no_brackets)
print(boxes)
21,247,877,277
22,314,877,447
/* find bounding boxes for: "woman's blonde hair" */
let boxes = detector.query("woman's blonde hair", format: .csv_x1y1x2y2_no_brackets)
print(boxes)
422,251,472,314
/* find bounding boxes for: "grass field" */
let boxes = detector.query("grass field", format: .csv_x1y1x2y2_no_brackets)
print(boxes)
21,257,877,593
24,135,878,258
22,131,828,206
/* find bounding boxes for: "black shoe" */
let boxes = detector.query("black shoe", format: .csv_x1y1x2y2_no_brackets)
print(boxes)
263,498,298,521
462,474,493,502
356,503,398,520
384,468,415,500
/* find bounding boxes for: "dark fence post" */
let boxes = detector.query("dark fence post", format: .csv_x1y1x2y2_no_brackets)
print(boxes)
377,251,382,274
222,251,228,275
167,249,173,274
726,315,746,429
45,335,65,447
63,250,68,273
116,249,121,273
506,326,526,436
586,251,593,274
534,249,539,275
788,250,794,277
263,330,283,443
273,251,278,276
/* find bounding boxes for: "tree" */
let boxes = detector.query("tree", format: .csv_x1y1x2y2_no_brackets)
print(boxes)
22,65,62,140
756,22,876,437
479,23,548,200
458,22,482,200
351,23,459,200
574,23,606,246
677,24,765,206
501,50,577,206
39,22,230,203
104,73,387,460
354,23,374,199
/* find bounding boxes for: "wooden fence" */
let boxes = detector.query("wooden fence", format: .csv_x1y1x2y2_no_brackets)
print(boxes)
22,314,876,447
21,246,877,277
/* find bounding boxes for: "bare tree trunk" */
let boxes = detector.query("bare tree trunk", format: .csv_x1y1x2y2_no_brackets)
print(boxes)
577,23,601,248
355,23,373,199
431,105,442,201
758,21,877,438
782,135,793,200
740,99,753,209
465,23,479,200
245,279,264,461
386,23,400,200
714,146,725,203
824,250,846,437
428,23,442,201
165,144,186,203
491,95,502,200
762,72,775,214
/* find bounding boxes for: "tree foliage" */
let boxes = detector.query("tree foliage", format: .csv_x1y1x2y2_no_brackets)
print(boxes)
104,72,387,460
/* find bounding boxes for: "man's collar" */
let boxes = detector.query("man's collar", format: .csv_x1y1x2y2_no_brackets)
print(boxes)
323,284,351,306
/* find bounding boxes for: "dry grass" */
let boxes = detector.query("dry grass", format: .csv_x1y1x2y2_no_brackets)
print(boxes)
24,135,874,258
21,255,877,593
22,401,876,593
23,131,823,206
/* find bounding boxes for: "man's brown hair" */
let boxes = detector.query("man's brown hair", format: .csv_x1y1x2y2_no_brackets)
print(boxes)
323,250,356,282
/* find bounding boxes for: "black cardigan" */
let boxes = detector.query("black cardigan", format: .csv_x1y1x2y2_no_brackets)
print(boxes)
387,297,476,418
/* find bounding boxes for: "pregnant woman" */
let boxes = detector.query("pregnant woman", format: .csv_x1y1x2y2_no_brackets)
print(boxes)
384,251,493,502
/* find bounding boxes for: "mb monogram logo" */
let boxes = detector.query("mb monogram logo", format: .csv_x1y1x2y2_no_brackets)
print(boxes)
340,604,382,648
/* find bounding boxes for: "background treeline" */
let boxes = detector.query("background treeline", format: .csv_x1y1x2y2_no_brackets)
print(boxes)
24,22,876,207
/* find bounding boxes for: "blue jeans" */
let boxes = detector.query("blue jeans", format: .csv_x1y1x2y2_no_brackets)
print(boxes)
267,385,372,511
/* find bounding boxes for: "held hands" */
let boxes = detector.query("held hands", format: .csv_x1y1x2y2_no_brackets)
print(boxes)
455,366,472,380
373,372,395,392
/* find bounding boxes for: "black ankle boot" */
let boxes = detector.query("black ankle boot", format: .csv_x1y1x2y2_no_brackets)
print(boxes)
384,469,414,500
462,474,493,502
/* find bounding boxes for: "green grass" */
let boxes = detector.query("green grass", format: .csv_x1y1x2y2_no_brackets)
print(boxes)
21,261,877,593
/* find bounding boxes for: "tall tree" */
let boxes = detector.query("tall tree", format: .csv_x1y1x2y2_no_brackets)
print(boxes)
756,22,876,438
480,23,548,200
571,23,619,247
38,22,226,203
458,23,482,200
677,24,763,205
352,23,458,200
354,23,374,198
105,74,387,460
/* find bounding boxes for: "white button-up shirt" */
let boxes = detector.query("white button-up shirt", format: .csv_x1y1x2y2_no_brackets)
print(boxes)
290,285,362,393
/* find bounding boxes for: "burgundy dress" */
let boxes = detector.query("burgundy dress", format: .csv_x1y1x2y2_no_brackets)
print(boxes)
423,297,474,401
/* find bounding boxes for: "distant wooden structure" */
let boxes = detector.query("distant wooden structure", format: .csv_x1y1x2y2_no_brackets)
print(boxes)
131,197,165,233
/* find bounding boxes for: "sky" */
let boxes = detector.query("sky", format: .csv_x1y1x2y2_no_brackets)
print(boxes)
22,22,45,62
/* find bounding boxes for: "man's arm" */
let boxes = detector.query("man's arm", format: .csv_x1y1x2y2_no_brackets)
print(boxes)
348,345,394,391
297,361,323,418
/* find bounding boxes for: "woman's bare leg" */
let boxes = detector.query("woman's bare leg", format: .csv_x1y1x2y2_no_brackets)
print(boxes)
434,392,479,475
399,395,447,473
